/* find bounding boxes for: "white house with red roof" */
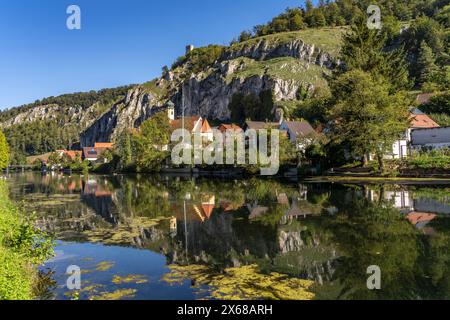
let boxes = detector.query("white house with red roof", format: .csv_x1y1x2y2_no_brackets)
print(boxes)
389,108,440,159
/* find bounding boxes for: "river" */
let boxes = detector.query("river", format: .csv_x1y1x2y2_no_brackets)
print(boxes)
6,172,450,300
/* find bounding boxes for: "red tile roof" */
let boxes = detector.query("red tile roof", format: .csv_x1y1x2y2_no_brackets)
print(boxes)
170,116,201,131
94,142,114,149
218,124,243,133
200,119,213,133
409,114,440,129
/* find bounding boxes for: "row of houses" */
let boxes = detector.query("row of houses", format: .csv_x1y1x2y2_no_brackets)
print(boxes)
54,93,447,165
55,142,114,163
167,105,317,151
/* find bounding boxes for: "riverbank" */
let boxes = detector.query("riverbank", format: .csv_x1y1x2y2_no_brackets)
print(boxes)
0,179,53,300
305,175,450,185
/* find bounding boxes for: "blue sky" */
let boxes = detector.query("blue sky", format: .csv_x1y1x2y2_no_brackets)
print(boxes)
0,0,314,110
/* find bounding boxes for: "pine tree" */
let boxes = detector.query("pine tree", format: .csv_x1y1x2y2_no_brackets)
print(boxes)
338,20,410,91
0,131,10,169
416,41,438,86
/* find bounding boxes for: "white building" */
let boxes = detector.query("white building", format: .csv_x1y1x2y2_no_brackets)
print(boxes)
388,109,440,159
411,126,450,151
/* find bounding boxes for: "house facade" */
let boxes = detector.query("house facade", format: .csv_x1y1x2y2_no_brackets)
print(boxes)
82,142,114,162
389,109,440,159
279,120,317,151
411,126,450,151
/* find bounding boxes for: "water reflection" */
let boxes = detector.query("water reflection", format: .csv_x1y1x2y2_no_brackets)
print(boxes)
7,172,450,300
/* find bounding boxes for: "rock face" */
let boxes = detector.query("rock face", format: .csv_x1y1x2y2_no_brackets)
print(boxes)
80,87,164,147
78,35,340,146
223,39,336,69
0,103,101,130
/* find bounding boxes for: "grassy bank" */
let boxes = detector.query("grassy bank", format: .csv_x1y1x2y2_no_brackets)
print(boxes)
0,179,53,300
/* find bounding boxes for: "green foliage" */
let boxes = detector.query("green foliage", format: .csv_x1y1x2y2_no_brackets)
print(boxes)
229,90,274,123
173,45,225,73
116,131,134,170
430,113,450,126
3,121,79,164
0,181,54,300
123,112,172,172
338,21,410,91
328,70,410,172
0,86,132,162
0,131,9,169
416,41,439,86
421,92,450,115
407,149,450,170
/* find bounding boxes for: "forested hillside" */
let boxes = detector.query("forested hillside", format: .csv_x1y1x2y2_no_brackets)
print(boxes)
236,0,449,89
0,86,132,164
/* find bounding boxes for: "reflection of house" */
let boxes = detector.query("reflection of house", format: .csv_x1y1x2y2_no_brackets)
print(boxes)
220,200,241,212
406,212,437,229
83,179,112,197
384,190,413,211
172,195,216,223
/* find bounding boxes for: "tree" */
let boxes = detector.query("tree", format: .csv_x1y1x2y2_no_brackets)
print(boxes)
229,93,246,123
289,12,305,30
116,130,133,169
0,131,10,169
229,91,274,123
239,31,252,42
416,41,439,86
328,70,410,173
133,112,171,172
338,21,410,91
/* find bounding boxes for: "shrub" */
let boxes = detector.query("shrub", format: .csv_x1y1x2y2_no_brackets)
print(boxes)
0,181,53,300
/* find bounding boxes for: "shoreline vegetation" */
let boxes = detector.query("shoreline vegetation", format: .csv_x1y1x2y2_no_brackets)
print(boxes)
0,180,54,300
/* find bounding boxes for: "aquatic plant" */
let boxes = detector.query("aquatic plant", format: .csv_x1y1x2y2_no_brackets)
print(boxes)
162,264,315,300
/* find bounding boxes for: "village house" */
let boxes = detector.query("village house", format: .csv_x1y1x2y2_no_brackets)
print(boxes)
388,108,440,159
55,150,83,161
82,142,114,162
411,126,450,151
218,124,243,144
279,120,317,151
168,105,213,142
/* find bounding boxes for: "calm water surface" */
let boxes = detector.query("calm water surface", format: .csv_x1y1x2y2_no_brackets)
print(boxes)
6,172,450,300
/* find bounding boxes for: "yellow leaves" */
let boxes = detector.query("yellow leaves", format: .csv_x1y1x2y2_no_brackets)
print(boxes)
162,264,315,300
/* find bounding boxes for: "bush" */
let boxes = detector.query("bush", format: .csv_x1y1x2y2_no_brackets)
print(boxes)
407,148,450,170
0,181,53,300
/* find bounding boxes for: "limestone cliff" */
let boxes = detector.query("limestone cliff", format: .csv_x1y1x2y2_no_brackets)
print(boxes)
80,29,343,146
